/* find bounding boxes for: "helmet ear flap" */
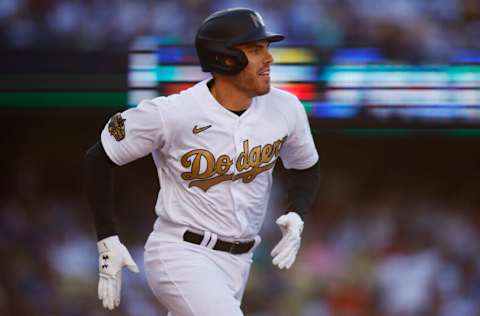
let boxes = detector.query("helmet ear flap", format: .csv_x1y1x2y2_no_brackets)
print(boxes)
215,55,231,67
217,47,248,74
197,41,248,74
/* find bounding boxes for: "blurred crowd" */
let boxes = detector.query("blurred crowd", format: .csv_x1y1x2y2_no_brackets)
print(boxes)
2,153,480,316
1,0,480,62
250,196,480,316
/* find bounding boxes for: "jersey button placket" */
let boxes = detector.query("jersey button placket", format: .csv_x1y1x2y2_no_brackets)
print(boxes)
231,119,246,234
233,119,243,153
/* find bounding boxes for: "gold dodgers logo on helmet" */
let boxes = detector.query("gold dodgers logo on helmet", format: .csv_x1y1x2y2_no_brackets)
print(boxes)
180,136,287,192
108,113,126,141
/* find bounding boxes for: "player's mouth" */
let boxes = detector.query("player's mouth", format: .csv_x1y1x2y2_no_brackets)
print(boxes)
258,68,270,77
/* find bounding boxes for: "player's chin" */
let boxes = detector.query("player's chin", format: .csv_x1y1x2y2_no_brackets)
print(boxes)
255,79,271,96
259,85,271,96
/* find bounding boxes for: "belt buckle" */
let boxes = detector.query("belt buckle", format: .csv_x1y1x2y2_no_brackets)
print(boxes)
229,241,241,253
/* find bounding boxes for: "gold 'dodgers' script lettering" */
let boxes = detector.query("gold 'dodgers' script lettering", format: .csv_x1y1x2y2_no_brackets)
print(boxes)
181,136,287,192
180,149,216,180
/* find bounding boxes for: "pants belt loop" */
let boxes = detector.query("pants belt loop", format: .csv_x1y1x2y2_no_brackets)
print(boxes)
200,231,211,247
206,232,218,249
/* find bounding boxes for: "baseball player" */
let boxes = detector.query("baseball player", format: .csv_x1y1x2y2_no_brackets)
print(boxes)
85,8,320,316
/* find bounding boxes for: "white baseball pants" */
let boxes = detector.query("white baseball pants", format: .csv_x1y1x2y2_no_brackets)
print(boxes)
144,224,258,316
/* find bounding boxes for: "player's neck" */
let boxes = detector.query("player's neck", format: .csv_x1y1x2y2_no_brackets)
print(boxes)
209,78,252,111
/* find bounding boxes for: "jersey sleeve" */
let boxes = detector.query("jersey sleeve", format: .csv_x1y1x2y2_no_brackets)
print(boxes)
100,98,165,166
280,99,319,170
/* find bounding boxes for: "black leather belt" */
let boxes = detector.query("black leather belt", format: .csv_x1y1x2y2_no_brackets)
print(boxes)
183,230,255,254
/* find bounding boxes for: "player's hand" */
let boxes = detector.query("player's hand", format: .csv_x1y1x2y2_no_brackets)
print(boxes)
271,212,304,269
97,235,139,310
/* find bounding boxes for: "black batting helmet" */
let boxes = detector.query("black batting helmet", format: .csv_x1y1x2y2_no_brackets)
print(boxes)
195,8,284,75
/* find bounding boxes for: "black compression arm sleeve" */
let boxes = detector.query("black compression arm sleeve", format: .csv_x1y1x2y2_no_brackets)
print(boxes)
84,141,118,240
284,161,320,219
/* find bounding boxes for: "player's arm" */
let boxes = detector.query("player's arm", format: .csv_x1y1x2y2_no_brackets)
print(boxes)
272,95,320,269
84,140,139,310
87,99,165,239
84,99,165,310
271,161,320,270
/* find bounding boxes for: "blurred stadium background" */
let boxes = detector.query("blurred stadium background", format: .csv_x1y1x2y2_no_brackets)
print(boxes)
1,0,480,315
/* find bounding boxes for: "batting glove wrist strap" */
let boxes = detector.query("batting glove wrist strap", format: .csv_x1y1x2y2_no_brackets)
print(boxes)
97,235,120,253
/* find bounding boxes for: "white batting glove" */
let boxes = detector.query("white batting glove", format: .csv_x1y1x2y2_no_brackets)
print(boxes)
271,212,304,269
97,235,139,310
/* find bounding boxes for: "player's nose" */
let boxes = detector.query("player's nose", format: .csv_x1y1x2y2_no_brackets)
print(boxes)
264,49,273,65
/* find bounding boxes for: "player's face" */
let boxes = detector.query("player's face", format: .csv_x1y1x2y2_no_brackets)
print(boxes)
234,40,274,97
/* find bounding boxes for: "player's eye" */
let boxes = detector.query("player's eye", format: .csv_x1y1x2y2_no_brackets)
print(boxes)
250,45,264,53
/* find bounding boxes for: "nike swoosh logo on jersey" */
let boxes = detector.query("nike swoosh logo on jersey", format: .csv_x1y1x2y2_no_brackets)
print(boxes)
192,124,212,134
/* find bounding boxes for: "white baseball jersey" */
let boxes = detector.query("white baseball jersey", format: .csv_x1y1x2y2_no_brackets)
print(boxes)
101,79,318,239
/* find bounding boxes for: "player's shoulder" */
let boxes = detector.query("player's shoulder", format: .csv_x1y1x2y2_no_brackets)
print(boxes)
267,87,302,104
138,81,207,127
263,86,304,113
150,91,182,109
268,86,298,100
147,82,200,111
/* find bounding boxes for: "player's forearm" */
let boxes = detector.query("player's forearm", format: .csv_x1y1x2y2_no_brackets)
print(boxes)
285,160,320,218
84,141,119,240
